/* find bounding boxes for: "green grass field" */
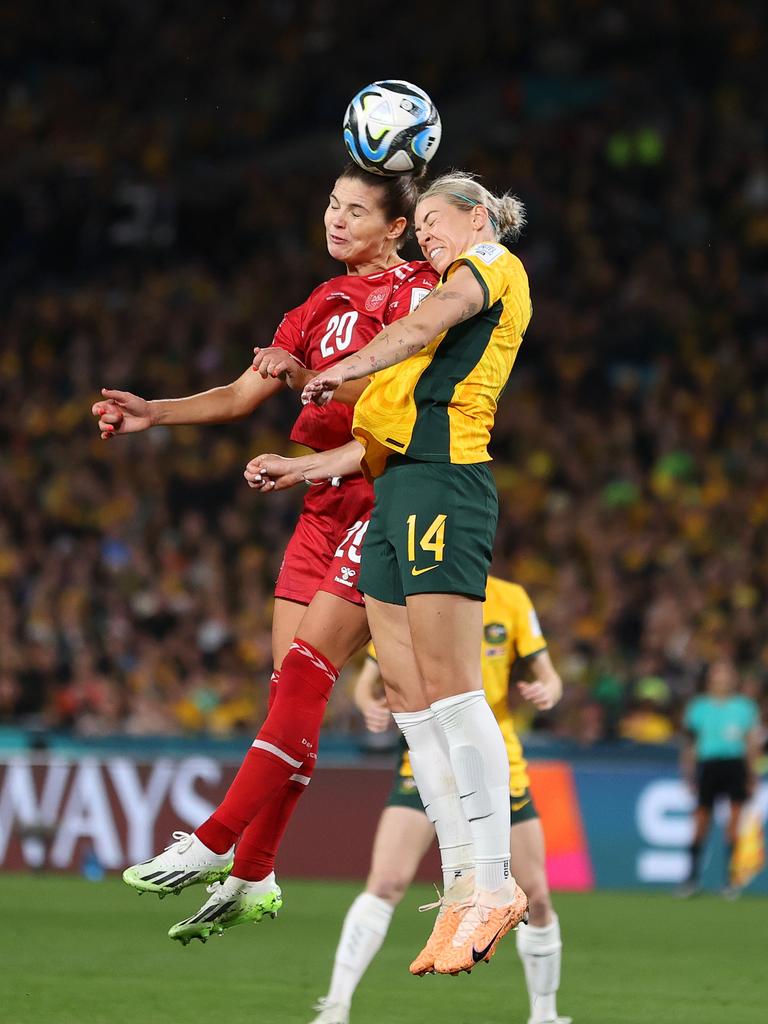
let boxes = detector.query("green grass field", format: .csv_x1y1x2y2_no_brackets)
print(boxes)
1,874,764,1024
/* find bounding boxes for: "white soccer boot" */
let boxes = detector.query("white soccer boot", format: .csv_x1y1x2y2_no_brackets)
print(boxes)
122,831,233,897
168,872,283,945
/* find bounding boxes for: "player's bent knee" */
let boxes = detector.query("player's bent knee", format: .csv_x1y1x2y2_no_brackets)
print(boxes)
366,874,409,905
527,888,553,923
518,876,552,922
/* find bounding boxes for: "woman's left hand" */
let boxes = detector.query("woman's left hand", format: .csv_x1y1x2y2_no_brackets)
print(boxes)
244,453,308,491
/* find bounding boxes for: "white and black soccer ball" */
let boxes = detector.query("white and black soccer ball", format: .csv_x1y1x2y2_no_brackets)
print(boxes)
343,80,442,176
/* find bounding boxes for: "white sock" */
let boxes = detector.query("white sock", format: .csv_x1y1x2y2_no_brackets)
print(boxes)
326,893,394,1007
392,708,475,889
228,871,277,894
431,690,512,893
516,914,563,1023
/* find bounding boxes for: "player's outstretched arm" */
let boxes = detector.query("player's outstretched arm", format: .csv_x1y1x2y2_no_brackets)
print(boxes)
517,650,563,711
244,440,364,491
92,365,284,440
301,266,484,405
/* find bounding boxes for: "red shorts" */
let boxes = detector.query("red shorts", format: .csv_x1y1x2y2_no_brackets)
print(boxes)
319,514,371,604
275,475,373,607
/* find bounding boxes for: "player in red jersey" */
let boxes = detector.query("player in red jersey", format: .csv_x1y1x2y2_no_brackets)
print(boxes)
94,164,438,941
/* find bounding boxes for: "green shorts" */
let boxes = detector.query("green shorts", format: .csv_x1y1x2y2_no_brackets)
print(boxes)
386,756,538,825
358,456,498,606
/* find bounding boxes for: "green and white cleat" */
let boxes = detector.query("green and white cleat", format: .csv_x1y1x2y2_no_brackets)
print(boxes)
122,831,234,898
168,872,283,945
308,998,350,1024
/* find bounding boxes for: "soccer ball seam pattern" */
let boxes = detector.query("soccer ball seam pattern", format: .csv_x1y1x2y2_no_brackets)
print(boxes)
343,80,442,176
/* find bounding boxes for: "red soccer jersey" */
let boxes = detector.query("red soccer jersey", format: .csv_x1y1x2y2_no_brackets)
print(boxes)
272,260,437,452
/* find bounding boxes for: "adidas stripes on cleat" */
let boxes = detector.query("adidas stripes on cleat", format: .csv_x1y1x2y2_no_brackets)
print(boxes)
122,831,233,897
168,873,283,945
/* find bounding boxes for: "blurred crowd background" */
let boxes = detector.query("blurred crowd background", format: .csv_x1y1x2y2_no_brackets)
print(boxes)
2,0,767,746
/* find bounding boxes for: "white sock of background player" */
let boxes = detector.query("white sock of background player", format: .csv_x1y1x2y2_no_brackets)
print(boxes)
324,892,393,1011
516,913,565,1024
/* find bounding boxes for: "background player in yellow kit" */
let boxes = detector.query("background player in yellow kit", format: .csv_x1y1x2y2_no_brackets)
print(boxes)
308,577,568,1024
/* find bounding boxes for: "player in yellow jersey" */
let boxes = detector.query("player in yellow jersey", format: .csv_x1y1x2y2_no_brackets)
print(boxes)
307,578,569,1024
252,173,534,976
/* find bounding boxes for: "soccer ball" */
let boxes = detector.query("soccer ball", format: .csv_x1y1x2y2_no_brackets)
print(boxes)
343,80,442,176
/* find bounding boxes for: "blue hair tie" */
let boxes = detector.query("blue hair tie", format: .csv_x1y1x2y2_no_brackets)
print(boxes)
449,191,498,231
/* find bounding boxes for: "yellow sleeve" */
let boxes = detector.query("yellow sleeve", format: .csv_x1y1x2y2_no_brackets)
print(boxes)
444,243,520,311
366,641,377,662
511,586,547,660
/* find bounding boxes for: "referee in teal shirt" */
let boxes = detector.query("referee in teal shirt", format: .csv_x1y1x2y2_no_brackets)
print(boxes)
680,659,761,895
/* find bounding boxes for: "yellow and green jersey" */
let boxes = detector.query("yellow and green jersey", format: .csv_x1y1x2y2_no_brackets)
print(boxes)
352,242,531,479
368,575,546,795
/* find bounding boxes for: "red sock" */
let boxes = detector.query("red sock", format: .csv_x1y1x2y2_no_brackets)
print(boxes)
232,752,318,880
196,641,337,854
228,666,314,880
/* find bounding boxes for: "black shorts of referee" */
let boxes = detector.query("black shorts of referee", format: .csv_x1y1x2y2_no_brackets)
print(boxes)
696,757,749,810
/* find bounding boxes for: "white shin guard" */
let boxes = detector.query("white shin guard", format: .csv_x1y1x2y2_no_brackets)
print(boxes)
516,914,563,1022
327,893,394,1007
392,709,475,881
431,690,512,892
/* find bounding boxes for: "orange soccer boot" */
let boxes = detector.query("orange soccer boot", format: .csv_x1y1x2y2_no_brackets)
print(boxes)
409,874,474,976
433,879,529,975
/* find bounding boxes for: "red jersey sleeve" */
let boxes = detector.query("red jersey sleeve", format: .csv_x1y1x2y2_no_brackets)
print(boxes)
383,261,438,325
271,303,307,366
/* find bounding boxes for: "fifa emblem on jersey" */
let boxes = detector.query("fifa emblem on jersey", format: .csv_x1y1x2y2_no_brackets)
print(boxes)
472,243,503,264
409,287,431,312
365,287,389,312
484,622,508,645
334,565,356,588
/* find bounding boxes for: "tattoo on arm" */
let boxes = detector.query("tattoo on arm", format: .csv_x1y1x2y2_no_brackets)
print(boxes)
432,288,482,324
341,287,482,379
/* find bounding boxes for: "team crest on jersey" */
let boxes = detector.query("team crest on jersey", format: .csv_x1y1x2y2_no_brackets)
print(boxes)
365,287,389,312
472,243,503,265
484,622,508,645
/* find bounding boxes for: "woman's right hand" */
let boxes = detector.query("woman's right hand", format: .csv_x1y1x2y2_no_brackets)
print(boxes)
356,693,393,734
92,388,153,439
